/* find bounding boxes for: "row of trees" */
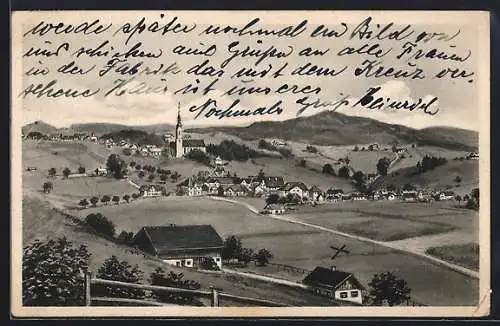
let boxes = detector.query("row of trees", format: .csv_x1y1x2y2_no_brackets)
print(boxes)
79,193,139,208
222,236,273,267
129,161,181,183
416,155,448,174
47,166,86,178
23,237,202,306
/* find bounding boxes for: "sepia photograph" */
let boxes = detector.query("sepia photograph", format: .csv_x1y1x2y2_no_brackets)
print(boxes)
11,10,490,317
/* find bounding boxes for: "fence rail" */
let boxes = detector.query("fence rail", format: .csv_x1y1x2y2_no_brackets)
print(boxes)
85,272,291,307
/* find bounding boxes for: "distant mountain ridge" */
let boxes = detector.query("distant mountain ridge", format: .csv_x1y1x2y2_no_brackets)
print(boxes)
187,111,478,151
22,111,478,151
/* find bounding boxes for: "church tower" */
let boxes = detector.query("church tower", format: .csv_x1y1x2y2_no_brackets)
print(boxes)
175,102,183,158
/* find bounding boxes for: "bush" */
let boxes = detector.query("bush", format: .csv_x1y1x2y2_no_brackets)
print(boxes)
85,213,116,237
78,166,86,174
322,163,335,175
254,249,273,266
149,268,203,306
454,175,462,183
368,272,411,306
79,198,89,207
93,256,145,299
23,237,90,306
306,145,318,153
199,257,220,271
116,231,134,245
90,196,99,207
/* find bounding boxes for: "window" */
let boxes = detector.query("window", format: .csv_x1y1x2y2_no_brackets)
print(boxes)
350,291,359,297
339,291,348,299
215,257,221,262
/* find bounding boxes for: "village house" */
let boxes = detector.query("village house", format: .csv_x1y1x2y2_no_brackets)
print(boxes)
271,139,286,147
94,167,108,176
261,204,286,215
350,192,367,201
368,143,380,151
131,224,224,269
221,184,247,197
402,190,418,202
139,185,165,197
326,188,344,201
438,190,455,201
466,152,479,160
309,185,325,201
302,266,364,305
280,182,309,199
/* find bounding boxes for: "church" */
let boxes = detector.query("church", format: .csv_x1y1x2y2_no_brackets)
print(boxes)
169,104,206,158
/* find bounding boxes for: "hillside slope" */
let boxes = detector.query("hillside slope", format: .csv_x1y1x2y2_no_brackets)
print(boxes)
188,111,478,151
22,121,58,135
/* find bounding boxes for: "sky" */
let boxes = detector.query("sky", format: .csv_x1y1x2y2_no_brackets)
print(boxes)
17,11,482,131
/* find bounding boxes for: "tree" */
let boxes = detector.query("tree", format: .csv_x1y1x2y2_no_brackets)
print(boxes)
63,168,71,179
23,237,91,306
454,175,462,183
148,174,155,182
353,145,359,152
338,166,350,179
222,236,243,262
79,198,89,208
101,195,111,206
368,272,411,306
85,213,115,237
116,231,134,245
106,154,127,179
42,182,53,193
132,193,140,200
322,163,334,175
171,171,180,181
135,164,142,171
402,183,416,191
129,161,136,167
265,193,280,208
254,249,273,266
93,256,145,299
160,174,167,184
238,248,254,266
352,171,365,184
455,195,462,205
123,194,130,203
122,148,132,156
387,184,397,192
48,168,57,177
185,149,211,166
90,196,99,207
149,268,202,306
377,157,391,176
217,185,225,197
138,171,145,179
258,168,265,179
297,158,307,167
112,195,120,205
78,166,86,174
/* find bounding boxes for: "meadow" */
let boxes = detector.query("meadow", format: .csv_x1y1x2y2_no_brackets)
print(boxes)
70,196,479,306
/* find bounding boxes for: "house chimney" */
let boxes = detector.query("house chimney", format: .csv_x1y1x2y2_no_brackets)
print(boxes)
331,265,336,271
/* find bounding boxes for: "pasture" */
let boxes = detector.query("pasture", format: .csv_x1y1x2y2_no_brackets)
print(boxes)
71,197,479,306
426,243,479,271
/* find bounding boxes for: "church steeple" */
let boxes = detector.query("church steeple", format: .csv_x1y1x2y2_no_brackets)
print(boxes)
175,102,183,158
176,102,182,127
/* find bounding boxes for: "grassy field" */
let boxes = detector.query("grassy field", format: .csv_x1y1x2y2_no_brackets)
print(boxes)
22,195,338,307
289,201,478,241
426,243,480,271
69,196,479,306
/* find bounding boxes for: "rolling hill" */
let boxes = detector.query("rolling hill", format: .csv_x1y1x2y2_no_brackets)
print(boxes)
68,123,175,136
22,120,58,135
187,111,478,151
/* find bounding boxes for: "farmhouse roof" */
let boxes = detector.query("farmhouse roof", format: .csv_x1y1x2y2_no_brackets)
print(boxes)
327,188,344,195
136,225,223,256
207,177,236,185
309,185,323,193
183,139,206,147
302,267,363,290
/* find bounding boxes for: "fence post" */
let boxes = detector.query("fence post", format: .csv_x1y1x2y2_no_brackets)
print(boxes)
210,286,219,307
84,271,92,306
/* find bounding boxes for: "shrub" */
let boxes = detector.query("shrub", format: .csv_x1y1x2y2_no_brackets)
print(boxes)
85,213,116,237
254,248,273,266
149,268,203,306
23,237,90,306
93,256,145,299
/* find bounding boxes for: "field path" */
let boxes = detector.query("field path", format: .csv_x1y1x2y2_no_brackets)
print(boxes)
209,197,479,279
223,268,308,289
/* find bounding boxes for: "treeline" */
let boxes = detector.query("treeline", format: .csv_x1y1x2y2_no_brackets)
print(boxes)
206,140,264,161
101,129,164,146
23,237,203,306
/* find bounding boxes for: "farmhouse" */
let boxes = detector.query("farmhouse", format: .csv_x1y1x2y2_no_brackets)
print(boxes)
280,182,309,198
439,191,455,201
326,188,344,201
302,266,364,305
262,204,286,215
95,167,108,176
309,185,325,201
131,224,224,269
466,152,479,160
139,185,164,197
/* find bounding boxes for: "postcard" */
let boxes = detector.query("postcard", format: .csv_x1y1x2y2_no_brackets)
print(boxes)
11,10,490,317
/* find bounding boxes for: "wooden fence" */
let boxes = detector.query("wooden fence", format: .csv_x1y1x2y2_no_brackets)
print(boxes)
84,272,291,307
